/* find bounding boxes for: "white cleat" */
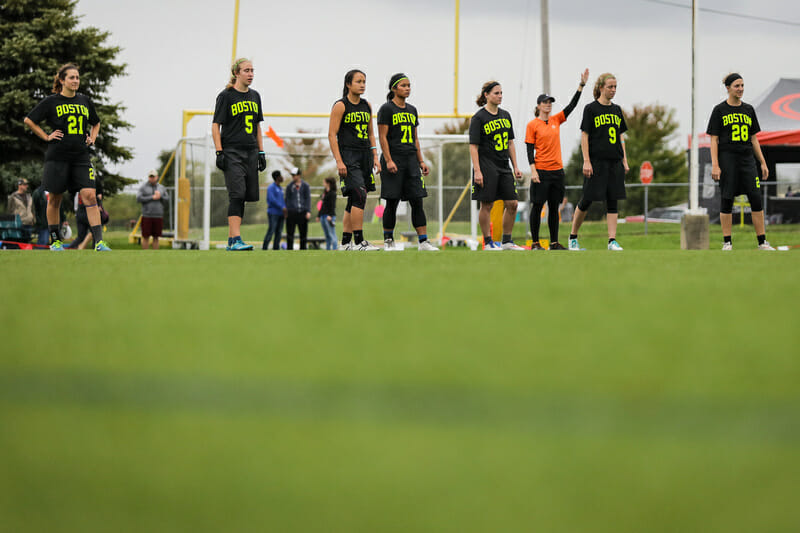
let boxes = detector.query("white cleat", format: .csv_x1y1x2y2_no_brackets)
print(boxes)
758,241,776,251
721,242,732,251
483,241,504,251
418,241,439,251
355,240,380,251
607,239,624,251
340,242,354,251
501,241,526,251
568,238,584,251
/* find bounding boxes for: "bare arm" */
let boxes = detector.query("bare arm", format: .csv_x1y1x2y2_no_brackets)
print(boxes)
212,123,222,152
469,144,482,186
710,135,720,181
367,103,381,173
508,141,522,179
86,122,100,146
751,136,769,180
413,127,429,176
255,123,264,152
328,101,347,177
621,136,629,173
378,123,394,172
23,117,62,142
581,131,592,177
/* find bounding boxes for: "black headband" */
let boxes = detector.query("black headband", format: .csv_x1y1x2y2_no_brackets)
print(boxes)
483,82,500,95
724,73,742,87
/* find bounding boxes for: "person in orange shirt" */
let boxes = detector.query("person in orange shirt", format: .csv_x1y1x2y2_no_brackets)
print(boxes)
525,69,589,250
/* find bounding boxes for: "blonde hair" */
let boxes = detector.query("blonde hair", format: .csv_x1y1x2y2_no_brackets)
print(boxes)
226,58,251,90
476,81,500,107
593,73,616,100
53,63,79,94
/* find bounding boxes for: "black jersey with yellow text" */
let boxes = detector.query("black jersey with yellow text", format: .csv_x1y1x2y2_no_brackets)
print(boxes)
377,100,420,157
213,88,263,149
580,100,628,160
469,107,515,168
706,101,760,154
26,93,99,161
336,97,372,151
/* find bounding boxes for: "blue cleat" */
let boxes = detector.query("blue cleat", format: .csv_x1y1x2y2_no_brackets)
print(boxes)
95,240,112,251
50,239,66,251
227,238,253,251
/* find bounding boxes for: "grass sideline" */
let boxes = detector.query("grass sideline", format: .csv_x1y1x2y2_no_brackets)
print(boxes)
1,232,799,532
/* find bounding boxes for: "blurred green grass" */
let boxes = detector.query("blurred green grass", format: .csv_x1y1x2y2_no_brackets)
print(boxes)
1,235,799,532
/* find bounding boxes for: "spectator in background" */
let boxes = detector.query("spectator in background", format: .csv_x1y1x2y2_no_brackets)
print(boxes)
32,183,50,245
284,167,311,250
7,179,34,238
263,170,286,250
136,169,170,250
317,176,338,250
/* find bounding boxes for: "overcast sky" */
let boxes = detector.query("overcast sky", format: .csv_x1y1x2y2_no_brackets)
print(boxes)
74,0,800,184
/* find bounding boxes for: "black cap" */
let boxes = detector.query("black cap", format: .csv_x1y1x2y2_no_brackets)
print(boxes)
17,178,29,186
537,94,555,104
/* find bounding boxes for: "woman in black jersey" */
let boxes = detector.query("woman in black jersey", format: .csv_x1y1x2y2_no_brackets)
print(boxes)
707,73,773,251
377,73,437,251
316,176,338,250
328,69,381,251
24,63,110,251
212,58,267,251
568,73,629,251
469,81,524,251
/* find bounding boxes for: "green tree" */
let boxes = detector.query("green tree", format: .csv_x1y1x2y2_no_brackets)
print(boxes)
564,103,688,218
0,0,134,203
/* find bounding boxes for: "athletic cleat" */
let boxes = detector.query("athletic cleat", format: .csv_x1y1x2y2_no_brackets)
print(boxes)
94,240,112,251
502,241,526,251
339,242,354,251
50,239,66,251
483,241,504,251
531,241,545,250
568,238,584,251
418,241,439,251
607,239,624,251
758,241,776,251
721,242,733,251
549,242,567,250
383,238,396,250
228,239,253,251
355,240,380,251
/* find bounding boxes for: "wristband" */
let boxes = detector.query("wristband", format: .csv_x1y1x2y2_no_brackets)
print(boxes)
370,146,377,150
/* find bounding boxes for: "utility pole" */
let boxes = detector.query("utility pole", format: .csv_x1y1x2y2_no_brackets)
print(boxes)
541,0,550,94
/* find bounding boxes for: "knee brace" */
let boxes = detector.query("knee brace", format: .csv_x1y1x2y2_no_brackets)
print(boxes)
606,199,618,214
747,192,763,212
720,197,734,214
228,198,245,218
577,197,592,212
409,198,426,228
349,187,367,210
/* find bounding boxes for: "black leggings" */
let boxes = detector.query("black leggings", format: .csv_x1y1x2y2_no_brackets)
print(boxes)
530,195,562,243
383,198,426,230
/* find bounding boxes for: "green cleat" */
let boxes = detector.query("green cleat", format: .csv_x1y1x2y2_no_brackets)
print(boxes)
50,240,66,251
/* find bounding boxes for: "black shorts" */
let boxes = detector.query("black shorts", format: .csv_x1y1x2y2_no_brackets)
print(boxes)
141,216,163,238
530,168,566,204
719,151,760,200
340,149,376,196
379,153,427,200
43,159,94,194
223,147,259,202
471,160,518,202
582,159,626,202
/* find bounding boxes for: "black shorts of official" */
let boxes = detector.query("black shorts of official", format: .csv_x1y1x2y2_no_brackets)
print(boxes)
530,168,566,204
223,147,259,202
471,160,518,202
719,150,760,200
340,149,376,196
582,158,626,202
379,153,427,201
43,158,94,195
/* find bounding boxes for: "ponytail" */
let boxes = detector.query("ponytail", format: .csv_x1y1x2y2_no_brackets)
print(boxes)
386,73,408,100
476,81,500,107
342,69,366,99
226,58,251,90
593,73,616,100
52,63,79,94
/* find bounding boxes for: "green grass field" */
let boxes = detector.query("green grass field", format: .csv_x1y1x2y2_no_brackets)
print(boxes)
2,222,799,532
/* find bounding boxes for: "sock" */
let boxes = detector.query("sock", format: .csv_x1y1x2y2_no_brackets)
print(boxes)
49,225,62,243
569,233,577,240
723,235,732,244
342,232,352,245
91,225,103,245
757,234,766,245
608,237,615,244
484,235,493,246
418,234,427,243
228,237,234,246
354,230,364,244
384,231,393,241
502,234,512,244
